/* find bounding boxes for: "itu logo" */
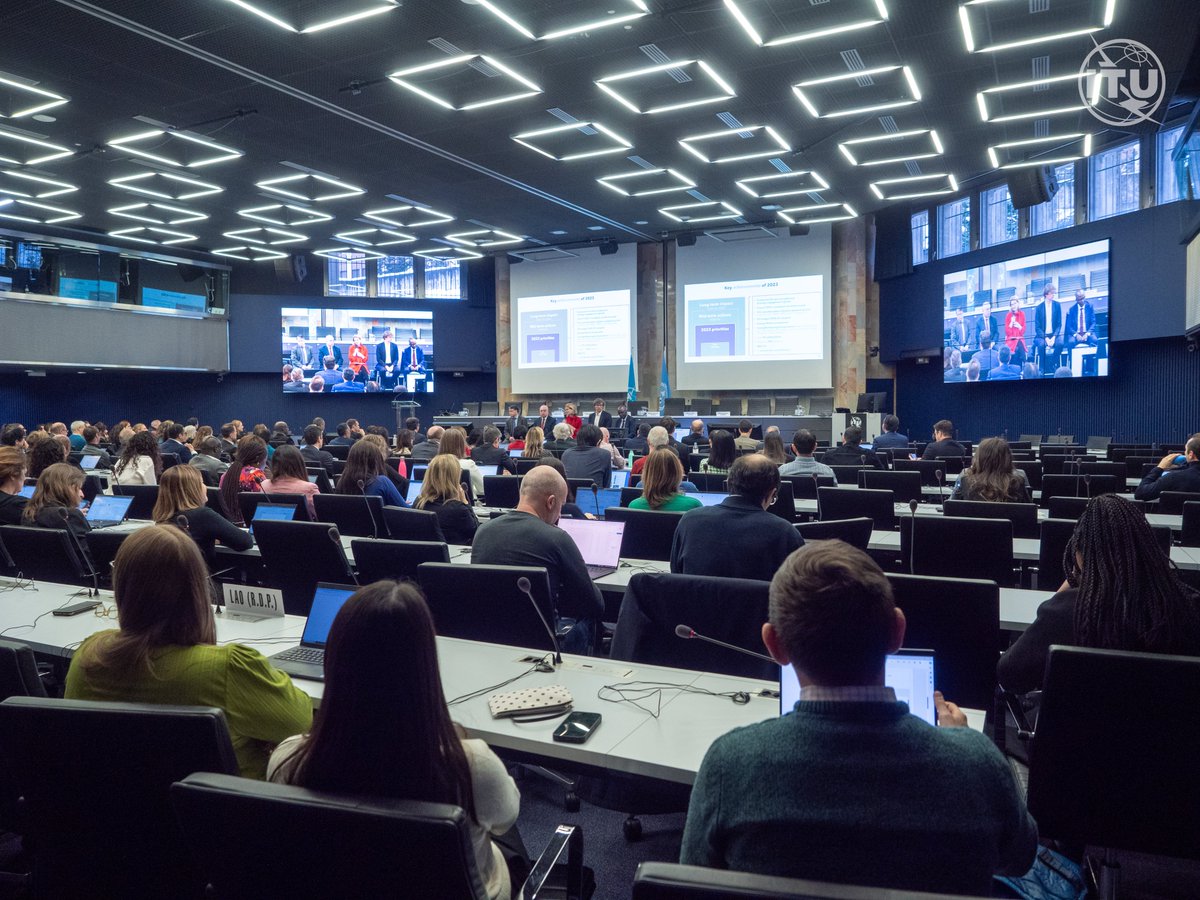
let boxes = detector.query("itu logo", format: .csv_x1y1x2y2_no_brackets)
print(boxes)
1078,38,1165,127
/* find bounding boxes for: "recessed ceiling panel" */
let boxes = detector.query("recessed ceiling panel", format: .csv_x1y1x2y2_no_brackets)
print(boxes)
869,173,959,200
332,227,417,247
389,55,542,111
107,128,243,168
411,245,483,261
237,203,333,227
0,127,73,166
659,200,742,223
109,202,207,225
445,228,522,247
975,73,1088,122
109,171,223,201
470,0,649,41
223,226,307,245
363,204,454,228
255,172,363,202
735,170,829,199
213,245,289,261
723,0,889,47
108,225,198,245
987,132,1093,168
0,197,79,224
837,129,943,166
0,168,77,198
776,201,858,225
597,168,695,196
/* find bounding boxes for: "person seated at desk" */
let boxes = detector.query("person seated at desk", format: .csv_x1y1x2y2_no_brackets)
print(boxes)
922,419,966,460
624,422,651,456
734,419,761,452
681,419,708,449
268,581,523,900
532,404,556,435
361,433,409,497
504,405,528,439
942,348,965,382
410,425,443,461
562,424,613,489
290,337,314,370
80,425,113,468
670,456,803,582
471,466,603,653
219,435,269,526
1,423,28,449
520,426,552,460
507,424,528,452
1133,434,1200,501
66,526,312,779
338,439,407,508
586,397,612,430
190,437,230,488
0,446,29,525
438,427,483,501
611,404,633,437
534,458,589,520
972,336,1001,375
760,431,789,466
69,420,87,452
699,429,736,475
544,423,576,453
262,445,321,518
1065,289,1097,350
327,422,356,447
470,425,517,474
330,368,365,392
299,425,336,479
682,541,1037,894
414,455,477,545
987,345,1022,381
998,495,1200,695
154,464,252,562
599,427,625,470
779,430,834,480
821,426,883,469
24,464,92,566
112,430,161,486
950,437,1030,502
631,448,701,512
630,426,670,476
160,422,194,464
872,415,909,449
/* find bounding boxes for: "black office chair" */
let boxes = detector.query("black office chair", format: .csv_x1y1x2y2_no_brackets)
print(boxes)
305,467,335,494
1157,491,1200,515
312,493,387,538
767,479,797,523
350,539,450,584
159,452,180,471
611,572,773,680
783,474,838,500
482,474,521,508
1071,460,1126,479
795,517,874,550
1039,473,1121,507
381,505,446,542
0,525,95,587
85,529,131,581
514,457,542,474
0,640,47,703
112,483,159,519
827,464,870,486
1035,518,1077,591
1124,455,1160,478
1016,459,1043,490
252,520,357,616
238,492,311,525
171,772,584,900
1026,646,1200,896
0,696,239,900
899,515,1016,587
858,470,923,504
1182,501,1200,548
603,507,685,561
205,485,225,514
324,444,350,460
632,862,981,899
943,499,1039,539
416,563,559,654
619,486,642,507
818,487,896,531
1046,496,1089,520
687,472,729,492
894,458,960,489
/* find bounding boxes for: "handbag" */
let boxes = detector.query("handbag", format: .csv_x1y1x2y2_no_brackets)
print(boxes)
488,685,573,721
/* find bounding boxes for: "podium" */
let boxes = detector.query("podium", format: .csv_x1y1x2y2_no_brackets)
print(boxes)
831,412,881,444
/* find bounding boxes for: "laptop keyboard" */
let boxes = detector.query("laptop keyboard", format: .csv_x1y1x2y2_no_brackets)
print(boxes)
274,647,325,664
586,565,617,580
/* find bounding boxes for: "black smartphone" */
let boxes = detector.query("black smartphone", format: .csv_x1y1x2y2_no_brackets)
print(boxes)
52,600,101,617
552,711,602,744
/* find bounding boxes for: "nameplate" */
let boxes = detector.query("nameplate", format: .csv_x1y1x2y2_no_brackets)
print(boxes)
714,411,731,417
221,584,285,620
683,410,697,416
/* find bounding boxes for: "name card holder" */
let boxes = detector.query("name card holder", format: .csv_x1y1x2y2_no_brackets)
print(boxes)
221,584,285,621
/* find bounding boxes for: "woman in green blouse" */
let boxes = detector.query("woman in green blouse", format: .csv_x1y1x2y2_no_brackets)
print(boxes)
65,524,312,779
630,447,702,512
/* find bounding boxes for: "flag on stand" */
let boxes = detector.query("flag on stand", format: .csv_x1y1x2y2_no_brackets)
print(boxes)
626,352,637,402
658,355,671,414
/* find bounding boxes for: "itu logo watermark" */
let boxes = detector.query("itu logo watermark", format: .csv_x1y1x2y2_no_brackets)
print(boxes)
1078,38,1166,127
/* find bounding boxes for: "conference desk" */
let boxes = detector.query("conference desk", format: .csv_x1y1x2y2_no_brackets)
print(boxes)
435,414,836,444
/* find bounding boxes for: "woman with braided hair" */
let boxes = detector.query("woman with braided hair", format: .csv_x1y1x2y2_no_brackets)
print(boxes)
998,494,1200,693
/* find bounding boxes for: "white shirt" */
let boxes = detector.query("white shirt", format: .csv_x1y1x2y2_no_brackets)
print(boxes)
113,454,156,485
1042,300,1055,339
459,457,484,500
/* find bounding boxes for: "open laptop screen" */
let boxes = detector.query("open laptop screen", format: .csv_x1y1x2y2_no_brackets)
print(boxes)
85,494,133,523
301,583,357,647
780,649,936,726
475,465,498,478
406,481,423,504
253,503,298,523
79,454,100,470
556,518,624,567
609,470,630,490
691,492,729,507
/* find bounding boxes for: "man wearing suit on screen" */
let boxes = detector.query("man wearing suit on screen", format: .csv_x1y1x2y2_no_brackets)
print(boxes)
320,335,343,370
400,336,425,374
973,301,998,350
987,346,1022,381
947,309,970,352
1033,283,1064,374
290,337,313,370
943,348,966,382
374,330,400,389
1065,289,1097,350
587,398,613,430
318,357,343,391
534,404,556,434
971,337,1001,376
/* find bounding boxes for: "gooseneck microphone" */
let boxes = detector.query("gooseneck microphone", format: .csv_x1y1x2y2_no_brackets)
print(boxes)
327,526,359,586
935,469,945,507
675,624,776,664
1083,473,1092,499
357,479,381,538
59,506,100,597
518,575,562,665
591,483,600,517
908,499,919,576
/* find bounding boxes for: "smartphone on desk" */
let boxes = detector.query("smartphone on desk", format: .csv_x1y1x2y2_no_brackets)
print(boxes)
552,711,602,744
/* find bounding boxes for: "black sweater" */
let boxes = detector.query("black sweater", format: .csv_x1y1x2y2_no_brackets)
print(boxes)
180,505,254,563
0,491,28,525
996,588,1076,693
422,500,478,546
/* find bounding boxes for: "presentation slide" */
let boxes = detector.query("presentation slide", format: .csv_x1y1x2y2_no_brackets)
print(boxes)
143,287,205,312
59,277,118,303
517,290,631,369
683,275,823,364
280,307,434,395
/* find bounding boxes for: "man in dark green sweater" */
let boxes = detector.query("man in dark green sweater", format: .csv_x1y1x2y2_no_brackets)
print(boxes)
681,541,1037,896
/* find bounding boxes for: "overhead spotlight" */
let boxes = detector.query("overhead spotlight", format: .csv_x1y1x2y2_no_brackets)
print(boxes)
676,232,697,247
788,223,810,237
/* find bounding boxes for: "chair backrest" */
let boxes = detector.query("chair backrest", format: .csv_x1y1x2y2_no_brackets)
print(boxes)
113,483,159,519
416,563,558,653
619,486,642,507
381,505,446,542
251,520,355,616
0,525,93,585
482,474,521,508
611,573,773,679
85,529,131,579
893,458,959,487
324,443,350,460
514,457,541,474
1039,473,1118,507
0,696,238,900
1158,491,1200,515
943,499,1039,539
1075,460,1125,478
306,467,335,493
239,492,311,525
885,574,1000,711
899,515,1015,587
782,474,838,500
688,471,729,492
1045,496,1088,520
1124,454,1160,477
160,452,180,470
817,487,895,531
603,507,685,561
1015,459,1042,490
767,478,797,523
663,397,687,416
632,863,980,900
858,470,923,504
1027,646,1200,859
205,485,224,513
827,464,869,485
795,517,874,550
350,539,450,584
171,772,489,900
311,493,386,538
745,397,771,415
0,639,47,702
1183,501,1200,548
1036,518,1077,590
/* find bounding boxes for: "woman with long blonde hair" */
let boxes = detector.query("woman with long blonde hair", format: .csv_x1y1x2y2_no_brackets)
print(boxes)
437,427,483,501
0,446,28,525
521,426,550,460
415,454,476,544
153,464,252,562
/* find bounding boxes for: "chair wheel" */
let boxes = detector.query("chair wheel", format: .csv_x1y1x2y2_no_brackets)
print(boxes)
623,816,643,841
565,792,580,813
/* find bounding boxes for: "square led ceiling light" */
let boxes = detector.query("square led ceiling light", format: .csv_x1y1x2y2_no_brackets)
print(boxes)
0,169,76,198
314,246,388,261
735,170,829,198
212,0,399,34
109,171,223,200
471,0,649,41
333,227,417,247
389,55,542,111
838,129,943,166
869,173,958,200
679,125,790,164
987,133,1093,168
237,203,333,227
109,202,207,225
960,0,1114,53
0,198,79,224
108,226,197,245
223,226,307,245
659,200,742,222
445,228,522,247
598,168,695,196
793,65,921,118
0,73,68,119
512,121,632,161
256,172,364,202
412,245,483,261
107,128,243,168
723,0,889,47
363,203,454,228
0,127,73,166
213,245,289,261
976,73,1088,122
777,201,857,224
596,60,736,115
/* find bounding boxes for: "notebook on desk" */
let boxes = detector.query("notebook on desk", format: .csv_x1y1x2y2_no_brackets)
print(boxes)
84,494,134,528
557,517,625,580
268,583,357,681
780,649,937,726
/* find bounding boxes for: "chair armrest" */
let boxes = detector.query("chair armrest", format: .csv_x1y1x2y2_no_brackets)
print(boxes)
519,823,583,900
999,687,1040,740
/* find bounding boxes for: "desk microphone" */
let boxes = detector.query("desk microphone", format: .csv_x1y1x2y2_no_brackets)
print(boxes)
327,526,359,586
59,506,99,597
1074,464,1082,498
935,469,945,507
674,625,776,665
1083,473,1092,499
518,576,562,665
591,483,600,517
357,479,381,538
812,473,821,519
908,499,919,576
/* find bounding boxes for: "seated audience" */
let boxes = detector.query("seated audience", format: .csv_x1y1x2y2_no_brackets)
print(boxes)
267,581,521,900
544,423,576,453
631,426,670,476
598,427,626,470
821,426,884,469
328,423,356,447
403,417,424,443
112,430,161,486
0,424,27,448
671,456,803,581
410,425,443,461
395,428,414,459
943,348,965,382
631,448,701,512
987,345,1021,381
624,423,651,455
950,437,1031,502
27,435,68,480
153,464,252,562
562,424,613,488
160,422,194,463
438,427,483,501
65,526,312,778
998,494,1200,693
521,426,551,460
262,444,321,518
414,455,478,545
470,425,517,474
338,439,406,507
189,437,230,487
69,420,86,451
872,415,909,449
779,430,834,479
966,360,982,382
760,431,788,465
533,458,588,520
360,433,408,495
80,426,113,468
219,435,269,525
1133,433,1200,501
681,540,1037,894
922,419,966,460
508,424,528,452
299,425,336,478
700,429,737,475
734,419,760,452
23,463,93,566
0,446,28,524
682,419,708,449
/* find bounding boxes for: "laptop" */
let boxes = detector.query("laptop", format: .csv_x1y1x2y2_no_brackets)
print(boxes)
406,480,423,504
508,448,523,457
79,454,100,470
475,464,498,478
249,502,298,534
18,485,34,499
84,494,134,528
269,583,357,681
609,470,630,490
780,649,937,726
692,491,729,507
557,517,625,580
673,427,690,443
411,464,427,482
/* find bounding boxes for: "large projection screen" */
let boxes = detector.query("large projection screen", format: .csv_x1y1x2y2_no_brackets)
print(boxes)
509,245,636,395
674,226,832,391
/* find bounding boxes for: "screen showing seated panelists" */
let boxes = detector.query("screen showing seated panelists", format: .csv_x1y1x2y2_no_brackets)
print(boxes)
281,308,434,395
942,238,1109,384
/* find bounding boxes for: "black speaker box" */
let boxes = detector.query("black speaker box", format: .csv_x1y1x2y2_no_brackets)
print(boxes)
1006,166,1059,209
465,256,496,308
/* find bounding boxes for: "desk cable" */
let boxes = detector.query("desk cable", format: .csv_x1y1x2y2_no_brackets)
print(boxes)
596,680,762,718
0,573,37,594
446,654,554,707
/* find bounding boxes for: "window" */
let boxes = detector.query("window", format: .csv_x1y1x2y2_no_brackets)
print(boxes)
377,254,415,297
1158,125,1188,205
423,257,461,299
1089,139,1140,220
325,251,368,296
937,197,970,258
910,210,929,265
1030,162,1076,235
980,185,1017,247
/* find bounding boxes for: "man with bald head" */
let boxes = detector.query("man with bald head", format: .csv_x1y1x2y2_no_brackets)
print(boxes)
681,419,708,451
471,465,603,653
410,424,443,461
670,455,803,581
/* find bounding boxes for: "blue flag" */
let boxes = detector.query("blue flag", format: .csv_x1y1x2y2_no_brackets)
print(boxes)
658,355,671,414
626,353,637,402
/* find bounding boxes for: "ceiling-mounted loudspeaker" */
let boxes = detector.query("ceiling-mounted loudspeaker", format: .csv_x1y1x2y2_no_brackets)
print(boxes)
274,251,309,284
599,240,619,255
788,223,810,237
1006,166,1058,209
676,232,697,247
